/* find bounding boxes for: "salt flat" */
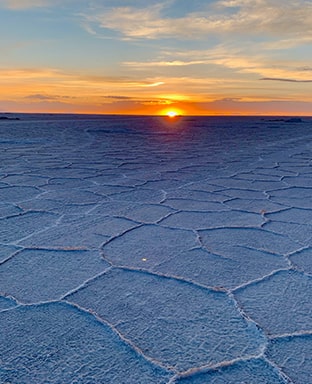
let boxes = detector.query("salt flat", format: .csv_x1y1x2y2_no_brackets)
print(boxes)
0,115,311,383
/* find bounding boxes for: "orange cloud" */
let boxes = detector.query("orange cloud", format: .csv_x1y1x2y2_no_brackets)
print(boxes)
1,66,312,116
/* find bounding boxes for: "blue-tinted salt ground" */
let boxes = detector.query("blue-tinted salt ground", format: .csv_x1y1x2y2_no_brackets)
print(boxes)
0,114,311,383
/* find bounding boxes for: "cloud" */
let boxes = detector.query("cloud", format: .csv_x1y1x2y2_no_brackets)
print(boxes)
298,66,312,72
0,68,165,89
124,60,206,67
24,93,58,100
0,0,79,9
66,73,164,88
0,68,68,81
102,95,133,100
83,0,312,41
0,0,54,9
261,36,312,50
82,4,165,39
102,97,171,106
0,67,170,111
24,94,75,100
261,77,312,83
143,81,165,87
122,44,312,83
218,97,242,102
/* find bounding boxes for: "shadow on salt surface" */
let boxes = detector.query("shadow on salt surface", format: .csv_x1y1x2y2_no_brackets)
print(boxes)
66,268,266,371
0,302,171,383
224,197,287,213
164,198,228,212
109,188,165,203
0,249,110,304
19,215,138,249
38,188,104,204
199,227,299,256
102,224,290,290
0,211,59,244
102,224,198,265
283,175,312,187
265,207,312,225
290,248,312,274
0,295,17,311
269,187,312,209
159,210,264,229
0,202,22,218
175,358,287,383
0,244,21,263
0,185,41,202
154,247,288,290
266,334,312,384
263,220,312,246
235,270,312,335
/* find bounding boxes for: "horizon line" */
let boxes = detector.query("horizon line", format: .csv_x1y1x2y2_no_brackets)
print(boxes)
1,112,312,118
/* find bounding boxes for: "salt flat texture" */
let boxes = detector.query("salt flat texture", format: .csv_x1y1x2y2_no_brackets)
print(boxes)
0,115,311,383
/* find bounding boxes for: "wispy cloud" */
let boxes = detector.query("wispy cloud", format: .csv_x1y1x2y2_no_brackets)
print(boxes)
0,0,84,9
0,0,56,9
81,4,166,39
297,66,312,72
101,96,172,105
0,68,164,88
0,67,169,109
24,93,74,100
0,68,66,80
142,81,165,87
24,93,58,100
83,0,312,41
102,95,133,100
122,44,312,84
261,78,312,83
124,60,206,67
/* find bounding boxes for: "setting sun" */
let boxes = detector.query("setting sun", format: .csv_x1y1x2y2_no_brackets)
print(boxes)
167,111,178,118
160,108,183,117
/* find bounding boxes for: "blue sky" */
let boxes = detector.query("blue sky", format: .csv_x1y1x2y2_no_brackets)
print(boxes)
1,0,312,115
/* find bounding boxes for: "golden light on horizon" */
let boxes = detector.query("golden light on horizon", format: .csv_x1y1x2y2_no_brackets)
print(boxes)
160,107,184,117
167,111,178,118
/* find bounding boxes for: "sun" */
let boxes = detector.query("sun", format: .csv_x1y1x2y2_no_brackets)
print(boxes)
159,107,184,118
167,111,178,118
161,108,183,117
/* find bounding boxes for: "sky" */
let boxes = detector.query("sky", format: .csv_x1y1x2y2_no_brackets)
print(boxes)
0,0,312,116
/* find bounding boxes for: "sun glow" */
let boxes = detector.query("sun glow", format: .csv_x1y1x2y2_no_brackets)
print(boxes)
167,110,178,118
160,107,183,117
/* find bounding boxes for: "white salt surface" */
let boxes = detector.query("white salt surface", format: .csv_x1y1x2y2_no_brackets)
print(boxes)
0,114,311,383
